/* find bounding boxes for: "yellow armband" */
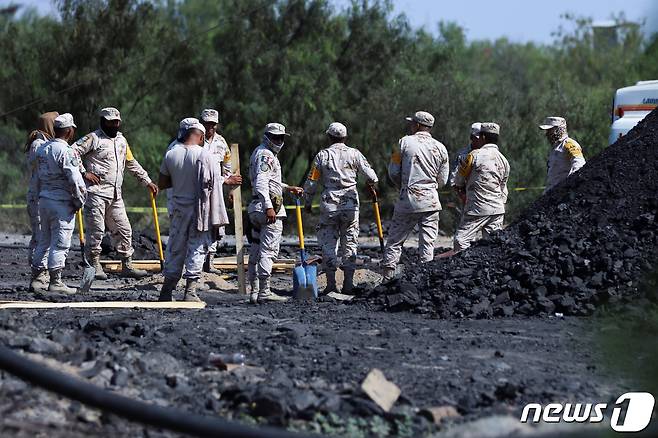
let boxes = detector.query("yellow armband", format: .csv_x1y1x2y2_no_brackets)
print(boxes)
458,152,474,177
309,164,321,181
564,139,583,158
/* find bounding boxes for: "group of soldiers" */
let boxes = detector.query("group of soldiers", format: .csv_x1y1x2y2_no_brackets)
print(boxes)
24,107,586,303
26,109,158,295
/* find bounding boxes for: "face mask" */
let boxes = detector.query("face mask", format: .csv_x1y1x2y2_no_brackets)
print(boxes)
547,125,567,145
263,135,284,154
101,121,120,138
102,126,119,138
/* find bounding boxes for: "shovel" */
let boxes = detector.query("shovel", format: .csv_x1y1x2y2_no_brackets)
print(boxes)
76,209,96,292
292,197,318,300
150,191,165,271
372,189,385,254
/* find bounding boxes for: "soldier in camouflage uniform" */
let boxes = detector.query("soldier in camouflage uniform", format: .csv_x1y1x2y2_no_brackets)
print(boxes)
30,113,87,294
449,122,481,188
247,123,303,304
452,122,510,252
199,109,233,273
25,111,58,289
74,107,159,280
539,116,586,192
303,122,378,294
381,111,449,282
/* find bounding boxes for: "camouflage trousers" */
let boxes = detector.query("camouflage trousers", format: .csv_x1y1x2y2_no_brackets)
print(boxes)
163,205,211,281
247,212,283,283
317,210,359,272
83,194,134,259
27,197,40,266
31,197,75,270
453,213,504,252
381,209,440,269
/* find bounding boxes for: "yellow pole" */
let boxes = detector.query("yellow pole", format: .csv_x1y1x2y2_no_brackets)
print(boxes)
295,199,305,251
373,201,384,241
372,191,385,254
150,191,165,267
76,209,85,244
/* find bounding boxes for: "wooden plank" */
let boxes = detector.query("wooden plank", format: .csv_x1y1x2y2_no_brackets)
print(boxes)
231,143,247,295
326,292,354,301
0,301,206,310
98,257,295,265
214,256,296,264
102,263,161,272
100,259,162,264
99,261,294,272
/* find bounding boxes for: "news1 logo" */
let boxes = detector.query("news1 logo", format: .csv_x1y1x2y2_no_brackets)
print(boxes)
520,392,655,432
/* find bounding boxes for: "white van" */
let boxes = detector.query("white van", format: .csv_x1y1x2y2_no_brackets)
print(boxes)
609,80,658,144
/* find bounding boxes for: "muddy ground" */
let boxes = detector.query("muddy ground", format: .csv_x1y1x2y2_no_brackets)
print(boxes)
0,241,632,438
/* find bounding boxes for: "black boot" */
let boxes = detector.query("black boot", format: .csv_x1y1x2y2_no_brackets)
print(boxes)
321,269,338,296
202,254,221,275
159,277,177,301
342,269,356,294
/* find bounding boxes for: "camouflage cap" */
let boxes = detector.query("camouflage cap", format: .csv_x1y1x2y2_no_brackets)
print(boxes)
54,113,77,129
405,111,434,127
264,122,290,136
480,122,500,135
539,116,566,130
100,107,121,121
179,117,206,135
326,122,347,138
470,122,482,136
200,109,219,123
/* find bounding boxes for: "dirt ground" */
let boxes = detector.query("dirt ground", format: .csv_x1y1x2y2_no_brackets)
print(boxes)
0,238,630,437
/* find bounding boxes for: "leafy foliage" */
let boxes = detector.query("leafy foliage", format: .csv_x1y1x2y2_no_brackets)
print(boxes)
0,1,655,231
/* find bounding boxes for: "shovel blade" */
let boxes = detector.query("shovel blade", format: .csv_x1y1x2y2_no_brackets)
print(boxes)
293,264,318,300
304,264,318,297
78,266,96,293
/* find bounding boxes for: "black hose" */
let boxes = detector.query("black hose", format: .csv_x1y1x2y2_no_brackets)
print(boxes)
0,343,314,438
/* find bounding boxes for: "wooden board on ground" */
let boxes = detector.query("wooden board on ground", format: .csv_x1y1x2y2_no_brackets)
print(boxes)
326,292,355,301
0,301,206,310
99,257,296,272
214,256,296,264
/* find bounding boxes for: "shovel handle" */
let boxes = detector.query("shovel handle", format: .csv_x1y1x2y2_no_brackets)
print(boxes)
294,197,307,265
76,209,85,245
373,201,385,253
150,191,165,267
295,197,305,251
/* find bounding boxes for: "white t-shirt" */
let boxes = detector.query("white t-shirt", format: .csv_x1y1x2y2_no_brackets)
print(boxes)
160,143,206,209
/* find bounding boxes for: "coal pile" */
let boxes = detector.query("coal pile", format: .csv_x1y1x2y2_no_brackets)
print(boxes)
101,231,161,260
365,109,658,317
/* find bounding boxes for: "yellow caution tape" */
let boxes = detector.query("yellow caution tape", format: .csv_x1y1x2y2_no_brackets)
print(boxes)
0,203,168,214
0,186,546,214
511,186,546,192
